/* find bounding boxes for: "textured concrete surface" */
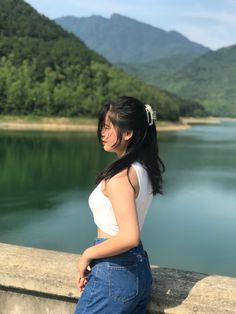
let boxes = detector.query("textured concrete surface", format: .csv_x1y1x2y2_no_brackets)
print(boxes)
1,242,236,313
149,266,236,313
0,242,79,298
0,290,76,314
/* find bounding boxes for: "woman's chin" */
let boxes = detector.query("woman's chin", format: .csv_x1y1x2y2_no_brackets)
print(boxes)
103,146,114,153
103,145,110,152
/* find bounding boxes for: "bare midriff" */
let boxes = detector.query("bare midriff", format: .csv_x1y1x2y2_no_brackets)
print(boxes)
97,227,114,239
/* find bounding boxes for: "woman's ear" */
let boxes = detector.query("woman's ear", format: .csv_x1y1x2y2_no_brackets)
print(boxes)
124,130,133,141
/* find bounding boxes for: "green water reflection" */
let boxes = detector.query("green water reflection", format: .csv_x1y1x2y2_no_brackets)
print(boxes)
0,121,236,277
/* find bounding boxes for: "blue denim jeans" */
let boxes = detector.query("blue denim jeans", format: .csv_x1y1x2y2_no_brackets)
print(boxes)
74,237,153,314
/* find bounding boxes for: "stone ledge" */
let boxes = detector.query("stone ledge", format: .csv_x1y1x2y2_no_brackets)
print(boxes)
1,242,236,313
149,266,236,313
0,242,79,299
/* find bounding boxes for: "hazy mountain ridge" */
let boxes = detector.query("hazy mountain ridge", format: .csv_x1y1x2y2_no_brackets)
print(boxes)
55,14,209,64
0,0,205,120
161,45,236,116
55,13,236,117
118,52,202,89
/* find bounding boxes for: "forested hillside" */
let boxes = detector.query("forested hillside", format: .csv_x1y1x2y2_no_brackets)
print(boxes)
55,14,209,64
55,14,236,117
0,0,206,120
160,46,236,117
119,52,201,89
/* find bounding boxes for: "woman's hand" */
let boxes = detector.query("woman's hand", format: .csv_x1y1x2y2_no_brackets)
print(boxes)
76,251,92,293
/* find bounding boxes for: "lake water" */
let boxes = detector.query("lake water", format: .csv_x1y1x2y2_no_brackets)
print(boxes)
1,121,236,277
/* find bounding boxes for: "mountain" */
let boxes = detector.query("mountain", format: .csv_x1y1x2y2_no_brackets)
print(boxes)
159,45,236,117
0,0,199,120
55,13,236,117
55,14,209,64
118,52,202,89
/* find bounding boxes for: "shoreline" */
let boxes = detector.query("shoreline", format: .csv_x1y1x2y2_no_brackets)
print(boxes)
0,116,222,132
180,117,221,125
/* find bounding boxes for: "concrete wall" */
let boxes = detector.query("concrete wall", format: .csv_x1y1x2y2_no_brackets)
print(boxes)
1,242,236,314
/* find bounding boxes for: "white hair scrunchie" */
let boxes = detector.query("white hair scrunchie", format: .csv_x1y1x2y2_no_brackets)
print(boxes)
145,104,156,126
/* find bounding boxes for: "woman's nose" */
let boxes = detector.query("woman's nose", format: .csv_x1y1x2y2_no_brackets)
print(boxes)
101,130,106,139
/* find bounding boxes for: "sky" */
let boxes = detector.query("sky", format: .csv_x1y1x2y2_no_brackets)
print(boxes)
25,0,236,50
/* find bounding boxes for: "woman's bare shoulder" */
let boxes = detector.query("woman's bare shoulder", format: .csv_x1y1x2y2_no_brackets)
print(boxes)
105,166,139,197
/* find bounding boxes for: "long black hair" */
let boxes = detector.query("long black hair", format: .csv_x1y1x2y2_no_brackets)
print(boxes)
96,96,165,195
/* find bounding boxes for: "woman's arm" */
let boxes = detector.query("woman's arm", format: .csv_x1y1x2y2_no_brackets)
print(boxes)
85,170,140,259
77,170,140,291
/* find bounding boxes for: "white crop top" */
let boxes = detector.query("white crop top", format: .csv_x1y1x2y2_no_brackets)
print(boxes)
88,161,153,236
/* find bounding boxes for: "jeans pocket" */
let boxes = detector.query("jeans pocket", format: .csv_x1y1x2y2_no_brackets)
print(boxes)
108,263,139,303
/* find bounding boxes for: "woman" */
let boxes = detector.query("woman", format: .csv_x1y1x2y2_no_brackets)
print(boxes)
74,96,164,313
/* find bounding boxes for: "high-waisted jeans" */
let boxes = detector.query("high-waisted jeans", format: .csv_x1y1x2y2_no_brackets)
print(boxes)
74,237,153,314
